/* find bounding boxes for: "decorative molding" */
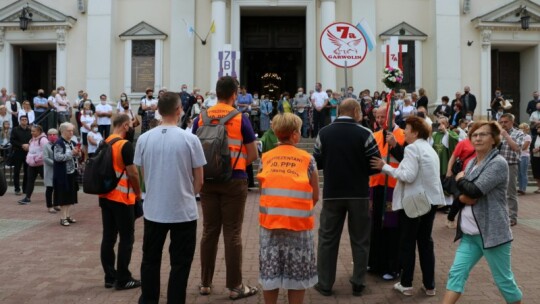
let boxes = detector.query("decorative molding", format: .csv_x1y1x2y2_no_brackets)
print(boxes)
472,0,540,30
379,22,428,40
0,0,76,30
481,29,492,49
56,26,67,50
119,21,167,40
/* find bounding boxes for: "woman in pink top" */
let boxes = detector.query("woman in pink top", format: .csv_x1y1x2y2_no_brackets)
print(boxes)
18,124,48,205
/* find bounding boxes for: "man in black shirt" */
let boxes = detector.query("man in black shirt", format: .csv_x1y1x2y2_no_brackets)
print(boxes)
10,115,31,195
313,99,381,297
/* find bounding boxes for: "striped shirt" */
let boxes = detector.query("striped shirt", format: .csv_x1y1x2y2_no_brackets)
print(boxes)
499,127,524,165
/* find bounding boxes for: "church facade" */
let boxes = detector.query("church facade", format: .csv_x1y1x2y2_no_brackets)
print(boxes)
0,0,538,121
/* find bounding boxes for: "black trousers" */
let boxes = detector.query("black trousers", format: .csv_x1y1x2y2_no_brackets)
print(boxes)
246,164,255,187
312,109,327,138
99,198,135,285
98,125,111,139
139,219,197,304
398,206,437,289
12,151,28,193
25,165,43,198
46,186,54,208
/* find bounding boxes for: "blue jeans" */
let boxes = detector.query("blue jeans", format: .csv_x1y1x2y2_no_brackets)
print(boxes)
446,234,522,303
295,111,308,137
518,155,530,192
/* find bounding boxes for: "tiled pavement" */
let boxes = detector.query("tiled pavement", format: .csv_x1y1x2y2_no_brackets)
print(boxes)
1,186,540,304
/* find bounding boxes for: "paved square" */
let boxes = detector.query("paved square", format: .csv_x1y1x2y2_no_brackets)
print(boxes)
0,186,539,303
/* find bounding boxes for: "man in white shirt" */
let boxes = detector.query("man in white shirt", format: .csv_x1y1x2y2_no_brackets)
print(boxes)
95,94,113,138
311,82,329,137
203,90,218,109
135,92,206,304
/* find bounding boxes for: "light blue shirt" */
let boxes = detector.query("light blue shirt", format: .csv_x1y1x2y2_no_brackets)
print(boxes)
33,96,48,113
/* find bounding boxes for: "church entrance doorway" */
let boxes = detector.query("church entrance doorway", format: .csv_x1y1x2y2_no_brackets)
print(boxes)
491,49,520,122
240,14,305,100
13,45,56,103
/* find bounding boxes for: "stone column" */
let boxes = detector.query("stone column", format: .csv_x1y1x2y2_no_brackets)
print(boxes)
123,40,132,94
86,0,113,98
56,27,68,89
0,27,6,88
414,40,423,91
320,0,336,91
211,0,227,89
480,29,492,118
435,0,461,109
351,0,376,91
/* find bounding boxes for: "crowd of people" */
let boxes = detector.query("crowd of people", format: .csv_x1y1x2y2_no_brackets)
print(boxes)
2,79,540,304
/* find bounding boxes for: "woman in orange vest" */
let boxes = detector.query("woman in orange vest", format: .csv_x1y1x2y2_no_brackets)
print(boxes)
257,113,319,304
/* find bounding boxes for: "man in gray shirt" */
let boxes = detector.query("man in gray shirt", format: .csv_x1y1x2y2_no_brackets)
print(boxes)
293,87,310,138
135,92,206,304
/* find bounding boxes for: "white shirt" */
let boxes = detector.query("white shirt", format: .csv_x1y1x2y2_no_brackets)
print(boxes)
95,103,113,125
141,98,157,111
18,110,35,124
87,131,103,154
54,94,70,112
460,165,480,235
311,91,328,109
204,97,217,109
80,114,95,133
134,126,207,223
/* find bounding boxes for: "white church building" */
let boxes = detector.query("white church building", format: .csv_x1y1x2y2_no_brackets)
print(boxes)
0,0,539,121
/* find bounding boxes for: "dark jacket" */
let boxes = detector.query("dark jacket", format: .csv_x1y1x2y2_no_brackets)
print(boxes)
433,104,451,118
460,93,477,113
313,117,381,199
526,99,540,115
416,96,428,109
9,125,31,152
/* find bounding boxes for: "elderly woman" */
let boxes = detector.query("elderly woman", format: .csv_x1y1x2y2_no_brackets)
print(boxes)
7,93,21,127
54,122,82,226
43,128,59,213
443,121,522,304
530,124,540,193
256,113,319,304
371,116,444,296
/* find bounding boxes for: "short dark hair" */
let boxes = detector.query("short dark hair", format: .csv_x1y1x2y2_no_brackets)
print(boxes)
468,121,502,148
405,116,431,140
113,114,131,128
442,96,449,102
19,115,28,121
158,92,180,116
216,76,238,100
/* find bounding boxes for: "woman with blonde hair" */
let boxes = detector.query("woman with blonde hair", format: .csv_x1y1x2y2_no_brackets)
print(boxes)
257,113,319,304
18,101,35,125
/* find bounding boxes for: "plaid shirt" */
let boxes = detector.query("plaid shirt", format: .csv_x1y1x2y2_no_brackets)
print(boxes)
499,127,524,165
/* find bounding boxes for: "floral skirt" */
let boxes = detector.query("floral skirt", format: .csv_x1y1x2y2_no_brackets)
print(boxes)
259,227,318,290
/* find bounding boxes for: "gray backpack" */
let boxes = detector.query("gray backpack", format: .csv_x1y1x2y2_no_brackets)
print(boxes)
196,109,242,182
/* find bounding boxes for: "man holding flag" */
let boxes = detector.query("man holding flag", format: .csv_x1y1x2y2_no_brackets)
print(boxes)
368,106,405,280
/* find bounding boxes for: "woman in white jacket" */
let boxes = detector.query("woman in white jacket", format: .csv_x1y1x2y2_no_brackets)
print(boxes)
371,116,444,297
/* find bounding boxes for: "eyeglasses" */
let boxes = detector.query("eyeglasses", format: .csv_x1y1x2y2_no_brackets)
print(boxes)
471,132,492,138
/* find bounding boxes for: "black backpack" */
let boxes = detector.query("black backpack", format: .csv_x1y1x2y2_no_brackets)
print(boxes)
83,137,124,194
196,109,242,182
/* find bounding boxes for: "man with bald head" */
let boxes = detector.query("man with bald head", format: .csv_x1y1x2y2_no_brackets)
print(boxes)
313,98,381,297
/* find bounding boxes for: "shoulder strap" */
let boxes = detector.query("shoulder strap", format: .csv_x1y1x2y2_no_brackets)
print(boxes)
107,137,123,146
218,109,240,125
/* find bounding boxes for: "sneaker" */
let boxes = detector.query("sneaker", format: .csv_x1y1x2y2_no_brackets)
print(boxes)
104,281,115,289
53,206,61,211
115,278,141,290
382,273,397,281
60,219,70,226
18,197,31,205
66,217,77,224
14,190,21,196
421,286,436,296
48,208,57,214
394,282,414,296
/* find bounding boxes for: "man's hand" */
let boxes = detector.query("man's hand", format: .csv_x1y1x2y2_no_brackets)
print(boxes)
386,131,396,148
455,171,465,181
370,157,386,170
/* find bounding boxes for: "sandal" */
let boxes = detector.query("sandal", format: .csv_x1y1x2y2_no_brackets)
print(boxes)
199,285,211,296
60,219,70,226
67,217,77,224
229,284,258,300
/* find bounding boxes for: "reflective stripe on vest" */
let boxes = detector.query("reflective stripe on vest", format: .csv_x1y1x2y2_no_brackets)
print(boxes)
257,145,314,231
369,128,405,188
199,103,247,171
260,206,313,218
261,188,312,200
99,134,136,205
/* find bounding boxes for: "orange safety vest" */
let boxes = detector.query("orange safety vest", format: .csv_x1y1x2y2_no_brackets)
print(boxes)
198,103,248,171
99,134,136,205
369,128,405,188
257,145,314,231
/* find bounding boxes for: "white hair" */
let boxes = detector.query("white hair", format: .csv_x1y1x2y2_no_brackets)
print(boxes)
59,122,74,133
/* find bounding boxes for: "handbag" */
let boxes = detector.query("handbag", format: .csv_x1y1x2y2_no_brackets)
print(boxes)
402,191,431,218
134,199,143,219
130,110,140,128
451,150,476,175
502,99,512,110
